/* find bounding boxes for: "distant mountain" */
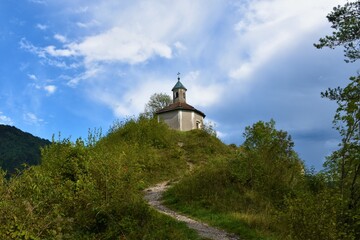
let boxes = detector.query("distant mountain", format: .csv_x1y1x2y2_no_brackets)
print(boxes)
0,124,51,175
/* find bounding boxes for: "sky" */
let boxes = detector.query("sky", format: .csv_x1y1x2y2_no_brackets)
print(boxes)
0,0,358,170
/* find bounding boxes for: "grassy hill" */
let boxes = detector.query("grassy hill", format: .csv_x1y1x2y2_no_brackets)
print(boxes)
0,118,347,239
0,117,233,239
0,125,51,175
163,120,305,239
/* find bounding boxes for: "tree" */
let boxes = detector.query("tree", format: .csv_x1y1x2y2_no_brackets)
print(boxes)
315,1,360,238
202,120,217,137
143,93,171,118
231,120,303,204
321,76,360,238
314,1,360,63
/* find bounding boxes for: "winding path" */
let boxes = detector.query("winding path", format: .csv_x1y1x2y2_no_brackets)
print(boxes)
144,182,240,240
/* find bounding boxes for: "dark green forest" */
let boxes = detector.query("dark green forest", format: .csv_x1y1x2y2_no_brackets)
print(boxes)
0,125,50,175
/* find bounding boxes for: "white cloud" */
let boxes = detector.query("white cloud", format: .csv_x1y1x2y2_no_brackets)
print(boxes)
227,0,345,81
27,74,38,80
19,0,227,119
20,38,46,58
44,45,77,57
182,71,224,107
20,0,225,84
20,38,80,69
87,70,224,118
26,73,58,95
24,112,44,125
32,0,224,66
0,112,13,125
44,85,57,95
67,66,102,87
88,75,173,117
72,27,172,64
54,34,67,43
174,41,186,50
76,22,88,28
20,38,75,58
76,19,100,28
36,23,48,30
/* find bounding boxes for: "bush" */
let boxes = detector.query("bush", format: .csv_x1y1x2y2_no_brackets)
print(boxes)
281,189,339,240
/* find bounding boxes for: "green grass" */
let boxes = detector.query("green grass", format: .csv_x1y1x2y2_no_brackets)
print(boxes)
129,208,204,240
163,191,278,240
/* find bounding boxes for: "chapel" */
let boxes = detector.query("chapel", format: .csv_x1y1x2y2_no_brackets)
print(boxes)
156,75,205,131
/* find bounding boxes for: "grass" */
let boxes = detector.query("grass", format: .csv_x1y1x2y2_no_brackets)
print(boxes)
135,209,204,240
163,191,278,240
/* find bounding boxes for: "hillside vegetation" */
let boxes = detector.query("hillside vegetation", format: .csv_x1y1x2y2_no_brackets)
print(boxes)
164,118,359,239
164,120,306,239
0,117,231,239
0,125,50,176
0,117,357,239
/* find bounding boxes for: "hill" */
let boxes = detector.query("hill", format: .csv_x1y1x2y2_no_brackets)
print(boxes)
0,117,232,239
0,118,341,239
0,125,51,175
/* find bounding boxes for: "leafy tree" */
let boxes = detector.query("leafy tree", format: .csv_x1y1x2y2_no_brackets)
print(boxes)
315,1,360,238
232,120,303,203
143,93,172,118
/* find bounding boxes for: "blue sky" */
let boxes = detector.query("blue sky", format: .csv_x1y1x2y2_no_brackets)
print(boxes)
0,0,358,170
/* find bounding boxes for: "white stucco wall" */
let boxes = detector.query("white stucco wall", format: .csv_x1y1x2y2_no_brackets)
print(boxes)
158,110,204,131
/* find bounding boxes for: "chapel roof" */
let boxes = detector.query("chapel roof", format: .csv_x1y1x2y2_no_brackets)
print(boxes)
171,79,187,91
156,101,206,118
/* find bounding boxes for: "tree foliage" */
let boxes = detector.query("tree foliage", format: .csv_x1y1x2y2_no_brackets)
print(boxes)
314,1,360,238
143,93,171,118
321,75,360,238
314,1,360,63
232,120,303,204
202,120,217,137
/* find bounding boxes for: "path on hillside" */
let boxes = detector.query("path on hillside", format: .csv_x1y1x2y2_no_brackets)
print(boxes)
144,182,240,240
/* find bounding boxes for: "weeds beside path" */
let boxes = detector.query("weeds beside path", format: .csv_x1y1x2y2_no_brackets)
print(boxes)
144,182,240,240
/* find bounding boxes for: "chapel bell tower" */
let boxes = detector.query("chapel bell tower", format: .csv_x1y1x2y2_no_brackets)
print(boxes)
172,73,187,104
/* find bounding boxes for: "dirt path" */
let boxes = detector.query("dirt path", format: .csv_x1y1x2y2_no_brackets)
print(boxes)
144,182,240,240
